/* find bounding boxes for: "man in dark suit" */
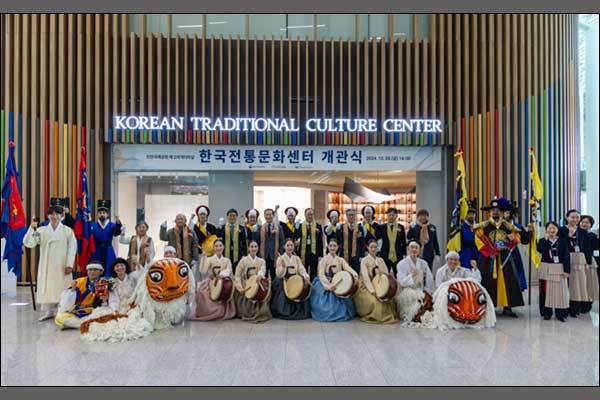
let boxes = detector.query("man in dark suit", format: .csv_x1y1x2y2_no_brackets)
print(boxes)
218,208,247,272
259,207,284,280
336,208,365,273
377,207,407,275
407,209,440,271
298,208,324,279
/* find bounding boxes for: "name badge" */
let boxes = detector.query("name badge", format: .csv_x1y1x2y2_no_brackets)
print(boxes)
574,245,580,252
553,256,559,263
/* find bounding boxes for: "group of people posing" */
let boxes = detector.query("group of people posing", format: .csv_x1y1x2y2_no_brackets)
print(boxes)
22,195,599,330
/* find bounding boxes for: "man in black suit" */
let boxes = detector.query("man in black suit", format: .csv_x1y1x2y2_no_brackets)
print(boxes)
297,208,324,279
377,207,407,275
218,208,247,272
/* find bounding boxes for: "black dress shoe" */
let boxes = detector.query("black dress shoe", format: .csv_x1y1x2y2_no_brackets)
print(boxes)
569,313,578,318
543,315,552,320
557,316,567,322
502,309,518,318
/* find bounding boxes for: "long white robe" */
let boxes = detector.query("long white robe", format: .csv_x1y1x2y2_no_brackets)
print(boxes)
395,256,434,294
23,223,77,304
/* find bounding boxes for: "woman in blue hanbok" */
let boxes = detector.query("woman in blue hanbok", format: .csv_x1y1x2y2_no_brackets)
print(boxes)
310,239,357,322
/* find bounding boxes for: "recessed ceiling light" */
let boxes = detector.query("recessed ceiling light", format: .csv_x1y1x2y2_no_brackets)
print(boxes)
9,302,29,306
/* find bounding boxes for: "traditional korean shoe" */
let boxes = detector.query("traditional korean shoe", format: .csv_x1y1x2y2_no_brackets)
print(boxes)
38,311,55,321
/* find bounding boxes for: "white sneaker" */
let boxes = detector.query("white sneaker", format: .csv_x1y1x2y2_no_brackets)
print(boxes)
38,311,55,321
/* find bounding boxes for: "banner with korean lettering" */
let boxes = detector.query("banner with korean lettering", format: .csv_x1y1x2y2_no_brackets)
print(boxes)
113,145,442,172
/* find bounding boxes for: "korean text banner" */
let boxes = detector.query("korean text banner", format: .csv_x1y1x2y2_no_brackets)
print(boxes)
113,145,442,172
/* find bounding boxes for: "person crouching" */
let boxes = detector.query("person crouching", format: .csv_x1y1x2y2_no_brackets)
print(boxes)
54,263,117,330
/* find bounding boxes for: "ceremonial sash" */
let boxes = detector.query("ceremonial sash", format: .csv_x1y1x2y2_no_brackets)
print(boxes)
225,224,240,262
342,223,358,262
173,226,191,263
287,221,296,233
259,223,279,259
364,221,376,238
128,235,150,267
418,223,429,257
197,223,208,239
300,222,317,264
387,224,398,262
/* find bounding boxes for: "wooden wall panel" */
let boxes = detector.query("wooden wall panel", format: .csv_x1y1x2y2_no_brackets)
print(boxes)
0,14,582,281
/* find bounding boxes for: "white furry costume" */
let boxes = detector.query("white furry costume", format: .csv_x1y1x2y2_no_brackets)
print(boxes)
81,267,195,342
429,277,495,330
402,277,496,330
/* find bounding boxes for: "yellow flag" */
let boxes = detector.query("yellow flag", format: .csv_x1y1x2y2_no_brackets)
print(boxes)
456,151,468,221
529,148,544,203
528,148,542,267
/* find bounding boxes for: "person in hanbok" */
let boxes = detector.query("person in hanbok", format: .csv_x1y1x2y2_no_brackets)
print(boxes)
270,238,312,320
233,240,272,323
119,221,155,271
578,215,599,313
537,221,570,322
310,239,357,322
108,258,139,313
54,263,118,330
190,238,237,321
39,197,75,229
435,251,481,289
559,209,592,318
90,200,123,276
394,241,434,322
324,209,341,244
23,206,77,321
354,240,399,324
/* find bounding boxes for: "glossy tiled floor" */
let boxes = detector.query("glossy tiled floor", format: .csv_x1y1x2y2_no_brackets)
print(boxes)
1,288,598,386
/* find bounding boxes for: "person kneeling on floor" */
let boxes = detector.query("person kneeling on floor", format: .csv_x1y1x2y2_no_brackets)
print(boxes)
54,263,117,330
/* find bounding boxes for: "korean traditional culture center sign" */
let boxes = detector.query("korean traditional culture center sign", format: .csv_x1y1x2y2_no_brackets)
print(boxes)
114,116,444,134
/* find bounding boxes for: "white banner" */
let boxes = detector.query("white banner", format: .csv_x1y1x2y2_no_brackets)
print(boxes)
113,144,441,172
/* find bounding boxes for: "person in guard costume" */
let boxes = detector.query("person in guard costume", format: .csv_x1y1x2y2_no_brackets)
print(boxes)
90,200,123,277
458,199,480,271
473,197,533,317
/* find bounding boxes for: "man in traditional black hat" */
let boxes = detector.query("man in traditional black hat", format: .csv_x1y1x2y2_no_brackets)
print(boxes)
39,197,75,229
90,199,122,277
473,197,531,317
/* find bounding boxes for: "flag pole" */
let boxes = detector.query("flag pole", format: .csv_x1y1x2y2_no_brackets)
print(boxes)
27,255,36,311
527,149,535,306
